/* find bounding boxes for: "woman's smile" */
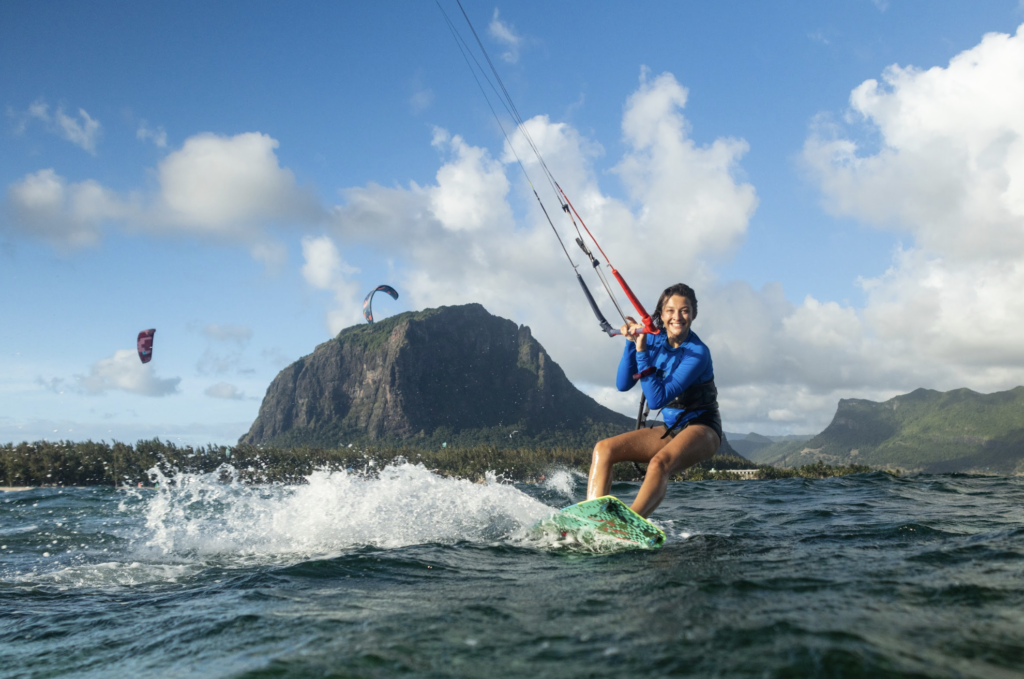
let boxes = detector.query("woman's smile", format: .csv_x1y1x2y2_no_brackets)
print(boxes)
661,294,693,346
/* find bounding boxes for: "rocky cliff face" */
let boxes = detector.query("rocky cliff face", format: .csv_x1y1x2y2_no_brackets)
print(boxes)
240,304,635,448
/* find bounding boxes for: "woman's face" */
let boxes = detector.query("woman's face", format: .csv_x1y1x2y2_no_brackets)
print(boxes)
661,294,694,342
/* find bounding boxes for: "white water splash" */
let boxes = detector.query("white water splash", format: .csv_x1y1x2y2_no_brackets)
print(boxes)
142,463,555,560
539,468,586,503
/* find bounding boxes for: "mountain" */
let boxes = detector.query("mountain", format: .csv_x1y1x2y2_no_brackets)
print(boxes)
243,303,739,453
757,387,1024,473
725,433,815,462
727,433,775,460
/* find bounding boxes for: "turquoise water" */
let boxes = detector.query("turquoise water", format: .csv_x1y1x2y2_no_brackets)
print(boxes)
2,465,1023,678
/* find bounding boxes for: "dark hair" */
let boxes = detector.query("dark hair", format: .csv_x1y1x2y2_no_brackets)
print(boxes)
652,283,697,330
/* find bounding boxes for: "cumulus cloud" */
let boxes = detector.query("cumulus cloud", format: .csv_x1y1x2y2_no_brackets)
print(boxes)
6,169,130,249
4,131,322,256
488,9,522,64
75,350,181,397
204,382,245,400
615,69,757,268
797,22,1024,401
804,24,1024,261
15,99,103,153
301,235,363,334
430,128,514,232
156,132,322,234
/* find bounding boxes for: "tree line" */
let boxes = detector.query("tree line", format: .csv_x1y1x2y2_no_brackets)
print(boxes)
0,439,881,488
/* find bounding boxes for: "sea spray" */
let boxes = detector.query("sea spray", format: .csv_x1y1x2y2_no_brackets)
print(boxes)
142,462,555,561
539,468,587,503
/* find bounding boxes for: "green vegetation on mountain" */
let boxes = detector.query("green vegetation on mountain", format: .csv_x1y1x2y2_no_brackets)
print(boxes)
759,387,1024,473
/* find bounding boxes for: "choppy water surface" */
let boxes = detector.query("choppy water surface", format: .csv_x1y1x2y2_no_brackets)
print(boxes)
2,465,1023,678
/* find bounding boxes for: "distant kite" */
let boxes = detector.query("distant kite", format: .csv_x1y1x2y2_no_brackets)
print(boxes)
362,285,399,324
137,329,156,364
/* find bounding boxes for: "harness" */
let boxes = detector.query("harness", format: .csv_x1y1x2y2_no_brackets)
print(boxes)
663,379,719,419
632,378,719,476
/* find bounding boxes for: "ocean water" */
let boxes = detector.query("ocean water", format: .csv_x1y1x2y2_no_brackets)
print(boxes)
2,464,1023,678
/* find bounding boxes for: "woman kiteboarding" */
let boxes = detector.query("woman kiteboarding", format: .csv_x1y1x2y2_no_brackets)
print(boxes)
587,283,722,518
441,2,716,542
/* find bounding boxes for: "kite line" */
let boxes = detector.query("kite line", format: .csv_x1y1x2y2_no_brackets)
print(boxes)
437,1,659,336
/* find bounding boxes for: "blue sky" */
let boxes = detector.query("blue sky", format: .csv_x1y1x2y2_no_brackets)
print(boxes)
4,1,1024,445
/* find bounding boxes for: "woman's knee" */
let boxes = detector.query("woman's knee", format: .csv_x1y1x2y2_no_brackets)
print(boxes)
591,438,614,464
646,453,673,478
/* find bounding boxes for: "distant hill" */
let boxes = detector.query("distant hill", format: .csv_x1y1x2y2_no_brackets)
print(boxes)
757,387,1024,473
726,432,813,462
728,433,774,460
242,303,738,454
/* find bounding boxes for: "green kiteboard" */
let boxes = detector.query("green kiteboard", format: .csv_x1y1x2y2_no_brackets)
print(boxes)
536,496,666,549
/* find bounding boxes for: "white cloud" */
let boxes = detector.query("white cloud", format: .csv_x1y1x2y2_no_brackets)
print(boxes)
430,129,513,232
860,250,1024,377
4,131,322,257
301,235,363,334
75,350,181,397
156,132,322,234
16,99,102,153
54,108,101,153
804,24,1024,261
796,22,1024,403
27,100,48,121
136,120,168,148
488,9,522,64
204,382,245,400
5,169,128,249
615,69,757,268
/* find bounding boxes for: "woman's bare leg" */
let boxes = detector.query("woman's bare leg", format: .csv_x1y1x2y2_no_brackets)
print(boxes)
629,424,720,518
586,428,670,500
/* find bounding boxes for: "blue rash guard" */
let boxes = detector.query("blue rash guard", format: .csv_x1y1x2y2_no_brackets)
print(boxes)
616,330,715,430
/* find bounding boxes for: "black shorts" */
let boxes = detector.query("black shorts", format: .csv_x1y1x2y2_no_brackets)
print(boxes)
660,409,722,441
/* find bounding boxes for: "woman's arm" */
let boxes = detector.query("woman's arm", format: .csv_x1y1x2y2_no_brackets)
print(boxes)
635,346,708,409
615,340,639,392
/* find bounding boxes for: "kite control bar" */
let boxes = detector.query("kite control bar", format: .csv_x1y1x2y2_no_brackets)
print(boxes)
612,269,659,335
